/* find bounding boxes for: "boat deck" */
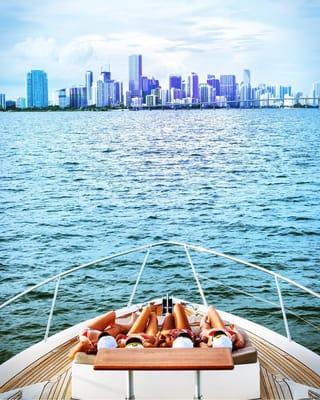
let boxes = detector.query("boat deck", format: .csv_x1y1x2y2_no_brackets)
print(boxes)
1,332,319,400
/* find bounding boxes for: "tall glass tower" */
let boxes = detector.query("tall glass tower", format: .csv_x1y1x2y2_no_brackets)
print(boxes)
129,55,142,97
169,75,182,90
188,72,199,102
240,69,251,108
220,75,236,103
26,70,48,108
85,71,93,106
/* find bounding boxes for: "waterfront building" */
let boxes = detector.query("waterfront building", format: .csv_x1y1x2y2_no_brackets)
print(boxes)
5,100,16,110
199,83,209,104
267,85,276,97
141,76,150,99
215,96,227,107
113,81,123,105
284,94,295,107
0,93,5,109
85,71,93,106
170,88,182,102
276,85,292,100
169,75,182,90
149,77,160,92
295,92,305,106
125,91,132,107
188,72,199,102
98,70,115,106
56,89,68,108
311,82,320,106
129,54,142,97
69,86,87,108
181,80,187,98
207,76,220,96
16,97,26,109
220,75,236,104
131,96,143,108
146,94,158,107
213,80,220,95
26,69,48,108
160,89,168,105
94,80,105,107
240,69,251,108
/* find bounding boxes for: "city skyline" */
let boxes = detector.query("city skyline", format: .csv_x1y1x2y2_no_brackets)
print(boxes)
1,0,320,98
2,60,319,110
1,61,319,106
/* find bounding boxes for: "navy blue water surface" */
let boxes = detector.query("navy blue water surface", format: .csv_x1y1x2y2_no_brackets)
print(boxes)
0,109,319,362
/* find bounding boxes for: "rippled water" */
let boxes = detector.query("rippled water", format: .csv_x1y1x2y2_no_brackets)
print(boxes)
0,109,319,362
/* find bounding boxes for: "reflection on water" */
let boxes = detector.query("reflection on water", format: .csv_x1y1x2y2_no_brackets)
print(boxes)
0,109,319,361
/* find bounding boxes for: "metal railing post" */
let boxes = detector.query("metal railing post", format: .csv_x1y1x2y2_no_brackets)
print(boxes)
194,370,202,400
128,247,151,306
274,275,291,341
126,371,135,400
44,276,61,342
184,245,208,308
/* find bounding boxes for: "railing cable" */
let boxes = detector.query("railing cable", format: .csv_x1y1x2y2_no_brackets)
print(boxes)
128,247,151,307
44,276,61,342
184,245,208,308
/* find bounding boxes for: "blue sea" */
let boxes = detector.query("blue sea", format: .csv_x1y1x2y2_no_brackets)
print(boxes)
0,109,319,362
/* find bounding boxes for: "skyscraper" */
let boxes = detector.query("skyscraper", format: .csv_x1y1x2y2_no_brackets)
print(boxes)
129,54,142,97
100,71,111,82
311,82,320,106
220,75,236,104
85,71,93,106
0,93,5,109
16,97,26,109
69,86,87,108
113,81,123,104
26,70,48,108
169,75,182,90
207,75,220,96
56,89,68,108
240,69,251,108
188,72,199,102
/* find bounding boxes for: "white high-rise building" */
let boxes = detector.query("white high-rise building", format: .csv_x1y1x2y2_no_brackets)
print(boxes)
311,82,320,107
85,71,93,106
16,97,26,109
240,69,251,108
160,89,168,105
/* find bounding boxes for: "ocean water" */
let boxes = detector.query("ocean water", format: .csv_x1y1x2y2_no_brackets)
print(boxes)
0,109,319,363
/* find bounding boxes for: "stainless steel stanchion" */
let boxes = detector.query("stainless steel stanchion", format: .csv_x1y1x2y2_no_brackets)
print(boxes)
194,370,203,400
125,371,135,400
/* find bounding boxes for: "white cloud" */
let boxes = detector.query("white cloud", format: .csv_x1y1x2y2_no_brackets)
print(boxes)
1,0,319,97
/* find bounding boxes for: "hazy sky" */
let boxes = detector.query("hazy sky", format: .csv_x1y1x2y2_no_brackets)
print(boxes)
1,0,319,99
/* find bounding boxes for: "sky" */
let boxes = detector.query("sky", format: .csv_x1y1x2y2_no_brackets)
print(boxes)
0,0,320,99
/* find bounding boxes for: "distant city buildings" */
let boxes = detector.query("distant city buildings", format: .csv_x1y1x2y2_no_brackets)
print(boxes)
26,70,48,108
2,56,319,110
240,69,251,108
0,93,5,109
69,86,87,108
188,72,199,103
220,75,237,103
16,97,26,109
85,71,93,106
311,82,320,106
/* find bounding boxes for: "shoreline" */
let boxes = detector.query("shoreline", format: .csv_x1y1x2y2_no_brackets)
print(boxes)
0,104,319,112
